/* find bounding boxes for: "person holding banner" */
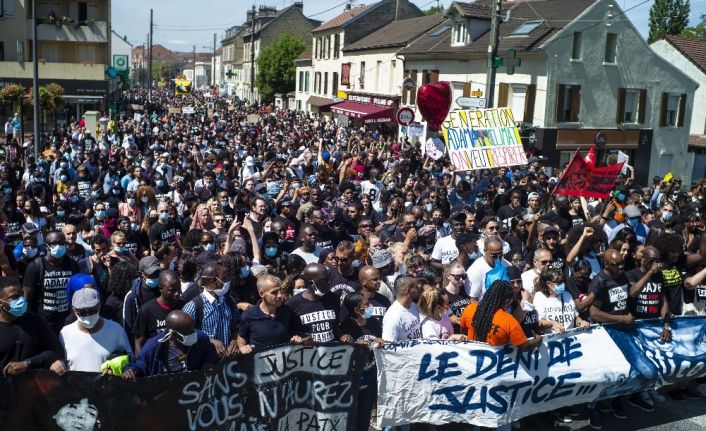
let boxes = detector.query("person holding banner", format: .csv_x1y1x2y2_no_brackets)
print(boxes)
532,265,589,334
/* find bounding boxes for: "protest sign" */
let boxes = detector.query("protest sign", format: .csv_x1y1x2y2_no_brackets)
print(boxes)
182,106,196,114
168,107,182,114
375,317,706,428
554,149,624,199
441,107,527,171
4,344,367,431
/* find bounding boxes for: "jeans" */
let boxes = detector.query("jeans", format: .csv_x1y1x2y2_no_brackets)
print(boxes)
358,384,377,431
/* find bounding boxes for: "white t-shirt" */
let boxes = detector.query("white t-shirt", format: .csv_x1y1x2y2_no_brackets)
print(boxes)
382,301,421,342
420,313,454,339
360,180,384,212
291,247,322,265
59,319,133,372
431,235,459,264
521,269,540,293
467,258,510,300
533,291,578,332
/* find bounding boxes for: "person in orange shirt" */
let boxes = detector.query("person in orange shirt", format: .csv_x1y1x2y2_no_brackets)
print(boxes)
460,280,543,351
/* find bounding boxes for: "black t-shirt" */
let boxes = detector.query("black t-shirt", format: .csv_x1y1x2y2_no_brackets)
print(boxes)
285,292,341,343
238,302,304,349
314,225,334,250
510,302,540,337
328,268,361,299
133,299,182,340
589,270,629,316
0,312,63,370
626,268,666,319
22,257,77,325
365,293,390,338
66,244,87,264
497,204,526,226
149,220,181,244
122,231,141,256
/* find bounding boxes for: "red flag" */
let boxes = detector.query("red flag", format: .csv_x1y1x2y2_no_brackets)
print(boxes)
555,149,623,199
585,146,596,168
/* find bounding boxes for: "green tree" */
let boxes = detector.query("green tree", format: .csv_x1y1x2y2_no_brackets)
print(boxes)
681,14,706,39
425,5,444,15
256,34,306,101
151,61,175,83
649,0,691,43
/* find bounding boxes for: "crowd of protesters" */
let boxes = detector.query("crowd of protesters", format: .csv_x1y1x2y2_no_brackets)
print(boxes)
2,87,706,430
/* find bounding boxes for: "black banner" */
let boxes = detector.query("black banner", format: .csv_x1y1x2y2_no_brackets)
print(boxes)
2,343,367,431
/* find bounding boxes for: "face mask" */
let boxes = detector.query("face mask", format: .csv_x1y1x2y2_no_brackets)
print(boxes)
156,180,165,188
60,175,68,182
265,246,278,257
92,191,100,198
96,210,106,219
662,211,673,221
144,277,160,289
3,187,12,195
239,266,250,279
76,312,100,329
214,281,231,297
1,296,28,317
627,218,639,228
554,282,566,295
617,193,626,202
131,222,138,231
497,188,505,195
49,244,67,259
70,195,79,203
159,212,169,222
220,200,229,208
404,201,412,207
56,210,65,218
112,189,121,195
363,305,374,320
468,250,482,260
114,246,127,254
521,300,535,313
141,196,150,203
128,198,136,206
204,243,216,253
352,259,361,269
23,246,38,258
178,331,198,347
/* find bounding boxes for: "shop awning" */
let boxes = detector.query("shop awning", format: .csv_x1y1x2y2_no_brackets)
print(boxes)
330,100,393,123
306,95,337,107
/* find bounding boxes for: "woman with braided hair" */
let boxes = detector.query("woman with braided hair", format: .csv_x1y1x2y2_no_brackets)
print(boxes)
460,280,543,351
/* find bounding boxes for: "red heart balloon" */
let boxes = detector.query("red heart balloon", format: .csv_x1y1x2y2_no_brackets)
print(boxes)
416,81,452,131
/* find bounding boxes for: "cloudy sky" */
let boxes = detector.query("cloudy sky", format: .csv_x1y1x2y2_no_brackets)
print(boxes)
112,0,705,52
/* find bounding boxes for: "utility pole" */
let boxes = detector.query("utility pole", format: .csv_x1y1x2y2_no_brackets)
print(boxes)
485,0,501,108
395,0,400,20
31,0,40,156
212,33,216,87
148,9,153,103
250,4,256,102
192,45,196,84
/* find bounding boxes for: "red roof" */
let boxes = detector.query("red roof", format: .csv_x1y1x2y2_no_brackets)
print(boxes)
313,4,374,32
663,35,706,75
331,101,393,123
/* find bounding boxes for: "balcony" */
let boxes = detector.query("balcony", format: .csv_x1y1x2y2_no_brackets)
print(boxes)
29,19,109,43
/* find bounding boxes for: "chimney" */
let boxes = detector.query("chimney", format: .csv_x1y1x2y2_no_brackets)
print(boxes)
345,2,352,11
293,1,303,9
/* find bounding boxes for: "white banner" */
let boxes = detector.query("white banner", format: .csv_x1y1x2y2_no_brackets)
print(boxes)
375,326,631,428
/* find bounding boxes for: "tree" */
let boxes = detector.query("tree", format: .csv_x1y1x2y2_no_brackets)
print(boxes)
649,0,690,43
151,61,176,83
28,83,65,110
256,34,306,101
425,5,444,15
681,14,706,40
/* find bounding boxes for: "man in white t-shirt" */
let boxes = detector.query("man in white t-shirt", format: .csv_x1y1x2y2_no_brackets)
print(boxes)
382,276,421,342
360,168,384,212
291,225,321,265
521,249,552,297
430,211,467,269
467,237,510,301
59,288,133,372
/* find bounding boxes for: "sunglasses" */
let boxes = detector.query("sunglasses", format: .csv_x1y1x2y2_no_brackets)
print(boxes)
451,274,467,281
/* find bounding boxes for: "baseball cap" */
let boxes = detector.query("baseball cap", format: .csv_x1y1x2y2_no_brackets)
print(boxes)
543,225,560,236
138,256,161,276
450,211,467,222
72,287,100,309
623,204,641,219
506,265,522,281
22,222,39,234
372,249,394,269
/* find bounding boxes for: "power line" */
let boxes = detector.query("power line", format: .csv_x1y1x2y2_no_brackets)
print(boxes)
309,0,349,17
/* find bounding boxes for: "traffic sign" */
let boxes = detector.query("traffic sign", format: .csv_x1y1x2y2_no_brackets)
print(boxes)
105,67,118,78
396,107,415,125
402,77,416,91
456,97,486,109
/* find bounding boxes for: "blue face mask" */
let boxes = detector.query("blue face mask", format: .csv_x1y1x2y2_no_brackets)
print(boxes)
204,243,216,253
96,210,106,219
159,212,169,222
362,305,374,320
239,266,250,279
265,246,278,257
554,282,566,295
662,211,673,222
144,277,160,289
2,296,28,317
156,180,165,188
60,175,68,182
49,244,67,259
114,246,127,254
56,210,65,218
627,218,639,228
70,195,79,203
617,193,626,202
92,191,100,198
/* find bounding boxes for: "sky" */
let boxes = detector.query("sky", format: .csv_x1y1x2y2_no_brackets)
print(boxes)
113,0,706,52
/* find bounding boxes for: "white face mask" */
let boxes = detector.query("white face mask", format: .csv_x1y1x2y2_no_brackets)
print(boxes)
76,312,100,329
179,331,198,347
213,281,231,297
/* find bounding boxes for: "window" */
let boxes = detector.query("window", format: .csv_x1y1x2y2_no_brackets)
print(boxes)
512,20,543,35
305,71,310,92
452,20,468,46
315,38,320,59
422,70,439,84
324,72,328,96
359,61,365,90
78,1,88,22
555,84,581,123
314,72,321,94
616,88,646,124
333,34,340,59
298,71,303,92
0,42,4,62
605,33,617,63
332,72,338,96
660,93,686,127
430,25,450,37
571,32,582,60
375,60,382,91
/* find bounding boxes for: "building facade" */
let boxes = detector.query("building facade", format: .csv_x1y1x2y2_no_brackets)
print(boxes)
399,0,697,185
0,0,120,129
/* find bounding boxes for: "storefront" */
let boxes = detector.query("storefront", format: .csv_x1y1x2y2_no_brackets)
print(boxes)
305,95,338,113
536,128,653,186
330,92,399,132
